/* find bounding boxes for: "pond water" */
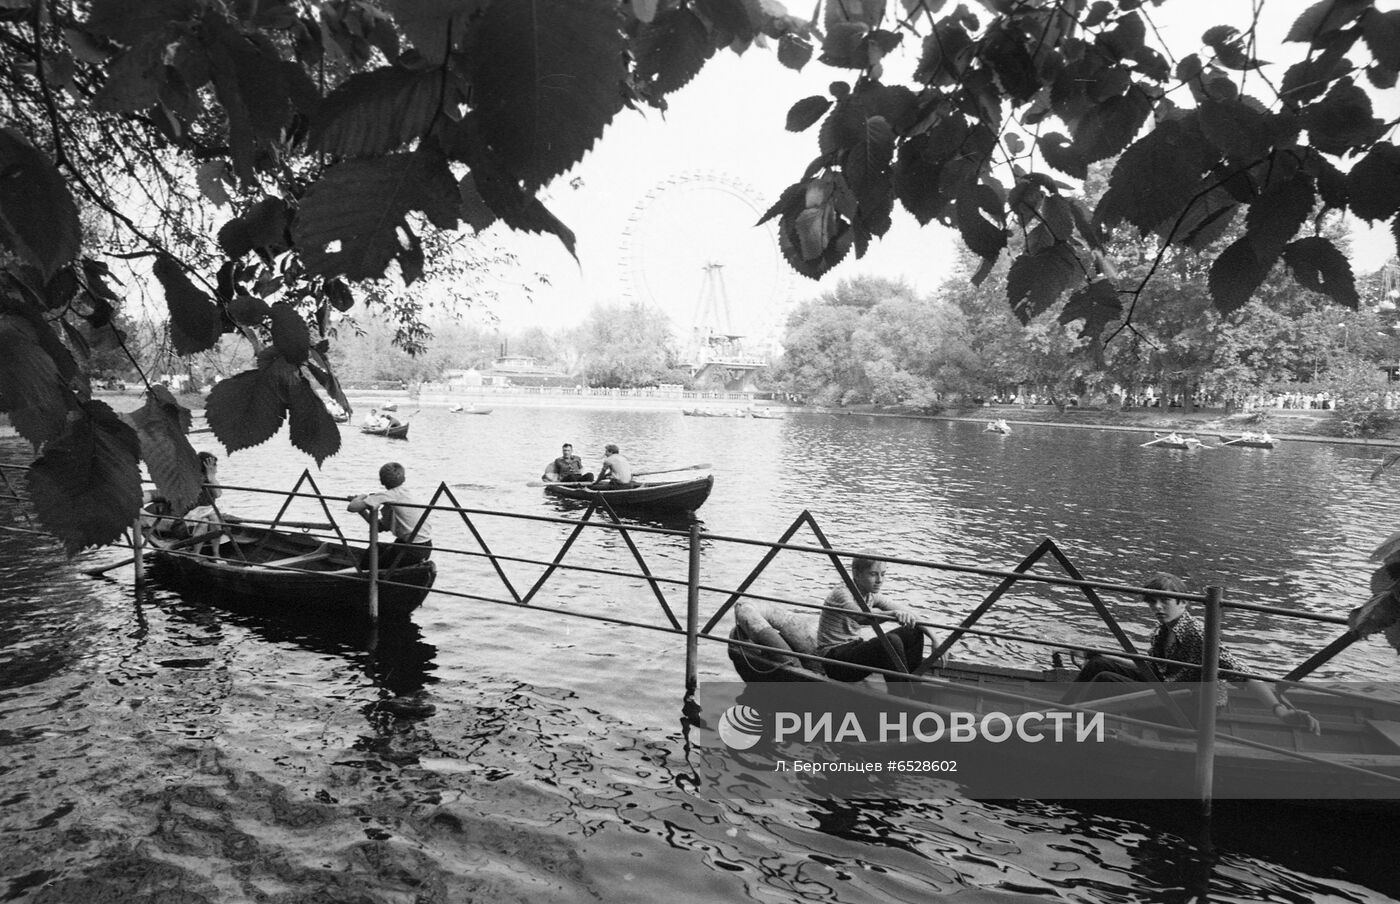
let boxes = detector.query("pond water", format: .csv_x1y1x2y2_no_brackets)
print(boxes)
3,405,1399,903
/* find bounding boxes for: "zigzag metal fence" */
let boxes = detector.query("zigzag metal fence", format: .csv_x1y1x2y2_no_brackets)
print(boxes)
2,461,1394,804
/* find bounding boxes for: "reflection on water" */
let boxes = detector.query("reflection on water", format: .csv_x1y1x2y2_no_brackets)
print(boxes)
6,411,1400,903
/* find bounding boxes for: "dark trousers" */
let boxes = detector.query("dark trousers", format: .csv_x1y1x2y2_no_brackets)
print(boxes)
823,626,925,681
360,539,432,570
1061,655,1146,704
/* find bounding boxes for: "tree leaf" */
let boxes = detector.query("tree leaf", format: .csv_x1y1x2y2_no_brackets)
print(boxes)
1059,278,1122,339
1006,243,1080,323
1038,131,1086,179
0,128,82,282
293,149,462,282
1347,142,1400,222
286,374,341,466
786,95,832,132
27,400,142,555
217,197,290,259
1208,235,1273,313
468,0,627,193
205,362,294,453
634,6,714,98
1362,8,1400,70
1095,117,1211,234
777,32,814,70
86,0,197,45
153,255,222,355
125,385,201,513
892,135,947,226
955,180,1007,260
384,0,481,64
844,115,895,221
308,66,444,157
227,294,272,326
200,13,295,184
305,348,351,414
1303,77,1384,155
0,313,70,450
1286,0,1370,43
1282,236,1359,308
269,302,311,364
1069,83,1152,164
1244,175,1316,258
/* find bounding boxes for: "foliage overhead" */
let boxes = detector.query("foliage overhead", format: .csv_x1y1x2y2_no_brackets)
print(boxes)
1,0,1398,552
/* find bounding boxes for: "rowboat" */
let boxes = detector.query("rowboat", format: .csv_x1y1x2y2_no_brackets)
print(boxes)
449,405,492,415
1151,432,1203,449
361,422,409,439
140,508,436,619
1219,434,1276,449
683,408,744,417
750,409,786,420
985,419,1012,434
726,603,1400,804
543,474,714,514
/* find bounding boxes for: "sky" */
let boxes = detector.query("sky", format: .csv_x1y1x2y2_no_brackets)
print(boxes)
473,0,1400,334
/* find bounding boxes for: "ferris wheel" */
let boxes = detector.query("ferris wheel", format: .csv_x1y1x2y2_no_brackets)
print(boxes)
620,171,796,350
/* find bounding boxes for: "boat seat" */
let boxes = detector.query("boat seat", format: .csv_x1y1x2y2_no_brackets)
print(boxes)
1365,719,1400,752
261,543,332,569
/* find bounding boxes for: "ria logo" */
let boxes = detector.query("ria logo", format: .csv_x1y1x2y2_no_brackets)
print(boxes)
717,705,764,750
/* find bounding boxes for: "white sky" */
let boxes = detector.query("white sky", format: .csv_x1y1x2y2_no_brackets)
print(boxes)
477,0,1400,333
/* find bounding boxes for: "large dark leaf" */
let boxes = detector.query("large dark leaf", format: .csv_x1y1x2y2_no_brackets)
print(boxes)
1006,243,1080,323
1038,132,1086,180
293,149,462,282
1282,236,1359,308
153,255,222,355
286,375,341,466
1069,84,1152,164
309,66,444,157
305,348,351,414
1209,235,1273,313
0,129,82,282
955,180,1007,260
1303,77,1384,156
27,400,142,555
1060,279,1122,339
200,13,295,183
1286,0,1370,43
1095,117,1211,234
86,0,197,44
1347,142,1400,222
217,197,290,259
384,0,481,64
786,95,832,132
125,386,201,513
1244,175,1316,256
0,313,70,450
635,7,714,97
205,363,294,453
892,137,946,226
844,115,895,220
469,0,627,193
269,302,311,364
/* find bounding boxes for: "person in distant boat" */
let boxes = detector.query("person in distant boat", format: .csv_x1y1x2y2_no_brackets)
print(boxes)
362,408,385,429
1062,572,1320,732
815,556,943,688
178,451,226,553
543,443,593,483
382,412,402,429
347,461,432,568
594,443,634,488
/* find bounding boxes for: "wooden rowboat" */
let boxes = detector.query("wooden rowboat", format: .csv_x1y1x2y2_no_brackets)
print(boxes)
1151,432,1202,449
361,422,409,439
727,609,1400,804
1219,434,1276,449
543,474,714,514
140,508,435,620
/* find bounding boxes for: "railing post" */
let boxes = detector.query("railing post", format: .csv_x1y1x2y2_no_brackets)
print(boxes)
684,512,703,705
132,518,145,591
1194,585,1223,816
367,505,380,622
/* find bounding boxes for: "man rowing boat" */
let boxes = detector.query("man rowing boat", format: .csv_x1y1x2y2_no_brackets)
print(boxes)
542,442,594,483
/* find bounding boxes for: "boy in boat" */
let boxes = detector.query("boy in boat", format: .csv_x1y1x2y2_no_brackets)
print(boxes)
542,443,594,483
1063,573,1319,732
594,443,634,488
815,556,943,688
347,462,432,568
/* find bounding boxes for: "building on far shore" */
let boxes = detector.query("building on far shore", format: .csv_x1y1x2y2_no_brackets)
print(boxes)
444,357,576,390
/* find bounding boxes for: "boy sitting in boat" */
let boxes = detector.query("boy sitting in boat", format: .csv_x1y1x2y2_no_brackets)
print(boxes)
816,556,943,689
594,444,635,488
347,462,432,568
1063,573,1319,732
542,443,594,483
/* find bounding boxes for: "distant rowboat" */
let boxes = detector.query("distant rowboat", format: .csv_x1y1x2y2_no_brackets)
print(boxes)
543,474,714,515
1218,433,1276,449
362,422,409,440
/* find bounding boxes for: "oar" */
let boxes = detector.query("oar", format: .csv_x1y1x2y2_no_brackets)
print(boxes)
1218,434,1245,446
224,516,333,530
83,528,228,576
1140,435,1168,447
526,462,712,488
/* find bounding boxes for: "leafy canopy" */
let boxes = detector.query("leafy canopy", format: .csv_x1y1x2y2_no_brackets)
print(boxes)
2,0,1398,551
